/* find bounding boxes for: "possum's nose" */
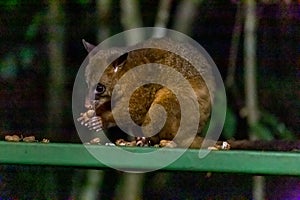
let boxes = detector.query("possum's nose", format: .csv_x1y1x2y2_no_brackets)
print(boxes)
85,97,93,109
85,98,100,110
85,88,95,109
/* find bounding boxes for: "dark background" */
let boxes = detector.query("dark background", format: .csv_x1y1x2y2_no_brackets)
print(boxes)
0,0,299,199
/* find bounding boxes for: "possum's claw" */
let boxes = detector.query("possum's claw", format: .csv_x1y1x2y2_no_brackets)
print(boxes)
77,110,96,124
86,116,103,131
77,114,89,125
89,116,101,124
77,110,103,131
88,124,103,132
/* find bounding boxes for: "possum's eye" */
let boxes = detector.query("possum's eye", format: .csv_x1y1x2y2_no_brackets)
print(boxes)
95,83,106,95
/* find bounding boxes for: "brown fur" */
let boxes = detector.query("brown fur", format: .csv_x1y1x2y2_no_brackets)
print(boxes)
84,38,215,148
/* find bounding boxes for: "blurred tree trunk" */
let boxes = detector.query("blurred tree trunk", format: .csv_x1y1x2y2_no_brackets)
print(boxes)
47,0,65,140
173,0,202,35
115,173,145,200
79,170,103,200
45,1,67,200
244,0,265,200
96,0,111,42
120,0,144,44
244,0,258,132
153,0,172,37
226,1,243,89
78,2,113,200
47,2,71,199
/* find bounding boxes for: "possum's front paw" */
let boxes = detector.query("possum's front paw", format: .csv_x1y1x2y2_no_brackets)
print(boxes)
159,140,177,148
77,110,103,132
86,116,103,132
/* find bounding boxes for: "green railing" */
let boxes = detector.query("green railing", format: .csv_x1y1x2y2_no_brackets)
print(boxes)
0,141,299,175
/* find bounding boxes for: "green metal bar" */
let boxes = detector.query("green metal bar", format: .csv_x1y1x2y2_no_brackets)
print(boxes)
0,141,299,175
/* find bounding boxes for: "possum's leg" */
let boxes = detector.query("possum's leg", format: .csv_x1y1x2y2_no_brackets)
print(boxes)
141,87,181,146
141,87,209,148
141,87,230,149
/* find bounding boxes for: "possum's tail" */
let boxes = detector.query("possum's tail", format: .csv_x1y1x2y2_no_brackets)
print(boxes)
227,139,300,151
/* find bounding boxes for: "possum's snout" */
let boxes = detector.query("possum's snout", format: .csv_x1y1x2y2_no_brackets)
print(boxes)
85,88,95,109
85,99,100,110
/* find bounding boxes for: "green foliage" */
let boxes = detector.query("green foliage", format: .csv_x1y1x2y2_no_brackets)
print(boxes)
75,0,91,5
0,3,41,79
221,107,296,140
25,12,44,40
0,54,17,79
20,47,36,68
250,123,274,140
260,111,296,140
0,46,36,79
250,110,296,140
0,0,20,9
223,107,237,139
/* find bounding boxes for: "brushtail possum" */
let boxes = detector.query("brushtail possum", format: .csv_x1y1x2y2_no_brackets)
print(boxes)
77,38,300,151
77,38,220,149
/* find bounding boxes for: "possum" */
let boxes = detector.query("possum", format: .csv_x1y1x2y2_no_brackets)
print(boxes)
77,37,300,151
77,37,221,149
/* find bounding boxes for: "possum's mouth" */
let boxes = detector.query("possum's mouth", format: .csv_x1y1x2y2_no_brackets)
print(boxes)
78,95,116,132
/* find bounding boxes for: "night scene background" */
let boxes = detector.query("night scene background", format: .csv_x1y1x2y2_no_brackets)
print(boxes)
0,0,299,199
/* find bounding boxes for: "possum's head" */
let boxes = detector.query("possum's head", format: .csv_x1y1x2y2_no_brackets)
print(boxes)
82,40,128,112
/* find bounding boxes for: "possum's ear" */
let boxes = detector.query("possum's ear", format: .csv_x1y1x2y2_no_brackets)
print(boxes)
82,39,96,52
111,53,128,69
